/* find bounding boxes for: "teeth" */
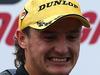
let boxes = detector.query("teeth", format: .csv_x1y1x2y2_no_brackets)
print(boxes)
51,58,67,62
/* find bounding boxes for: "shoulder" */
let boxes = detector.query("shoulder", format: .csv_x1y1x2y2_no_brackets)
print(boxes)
0,69,16,75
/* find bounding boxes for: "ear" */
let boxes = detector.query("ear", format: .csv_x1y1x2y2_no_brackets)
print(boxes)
15,30,28,49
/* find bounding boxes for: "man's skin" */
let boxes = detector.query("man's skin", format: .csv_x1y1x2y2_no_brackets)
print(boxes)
16,17,82,75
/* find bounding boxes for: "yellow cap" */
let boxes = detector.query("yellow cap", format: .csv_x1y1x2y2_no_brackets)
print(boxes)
19,0,90,30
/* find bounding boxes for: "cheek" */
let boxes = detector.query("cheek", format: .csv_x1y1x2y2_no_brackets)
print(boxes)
26,40,52,67
27,39,50,57
71,41,80,57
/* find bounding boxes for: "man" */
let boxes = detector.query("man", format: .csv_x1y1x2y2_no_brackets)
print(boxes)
0,0,90,75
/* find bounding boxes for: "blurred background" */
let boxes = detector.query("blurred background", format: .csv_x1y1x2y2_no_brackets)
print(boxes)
0,0,100,75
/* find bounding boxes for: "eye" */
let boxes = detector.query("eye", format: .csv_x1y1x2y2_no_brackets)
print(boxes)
42,32,57,42
66,32,81,42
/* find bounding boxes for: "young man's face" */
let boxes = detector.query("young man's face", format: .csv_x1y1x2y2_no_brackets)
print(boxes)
19,18,82,75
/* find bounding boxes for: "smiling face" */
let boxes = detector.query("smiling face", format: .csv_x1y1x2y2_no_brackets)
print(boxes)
17,18,82,75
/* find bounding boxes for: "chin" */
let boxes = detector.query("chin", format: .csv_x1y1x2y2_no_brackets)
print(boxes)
46,67,71,75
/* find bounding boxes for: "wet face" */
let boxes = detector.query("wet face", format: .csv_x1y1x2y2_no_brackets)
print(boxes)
18,18,82,75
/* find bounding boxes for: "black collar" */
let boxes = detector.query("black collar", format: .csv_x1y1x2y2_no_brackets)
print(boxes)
15,65,29,75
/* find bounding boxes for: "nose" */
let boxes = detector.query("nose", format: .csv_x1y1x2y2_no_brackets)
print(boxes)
54,35,69,54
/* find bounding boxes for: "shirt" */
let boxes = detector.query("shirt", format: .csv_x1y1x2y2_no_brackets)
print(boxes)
15,65,29,75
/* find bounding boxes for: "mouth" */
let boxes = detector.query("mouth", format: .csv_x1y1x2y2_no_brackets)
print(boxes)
45,56,72,65
43,52,74,74
48,57,71,62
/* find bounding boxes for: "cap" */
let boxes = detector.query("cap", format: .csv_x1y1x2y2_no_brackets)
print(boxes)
19,0,90,30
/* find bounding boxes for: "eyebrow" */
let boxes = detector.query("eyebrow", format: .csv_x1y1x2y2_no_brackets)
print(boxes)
40,31,58,35
70,28,82,33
